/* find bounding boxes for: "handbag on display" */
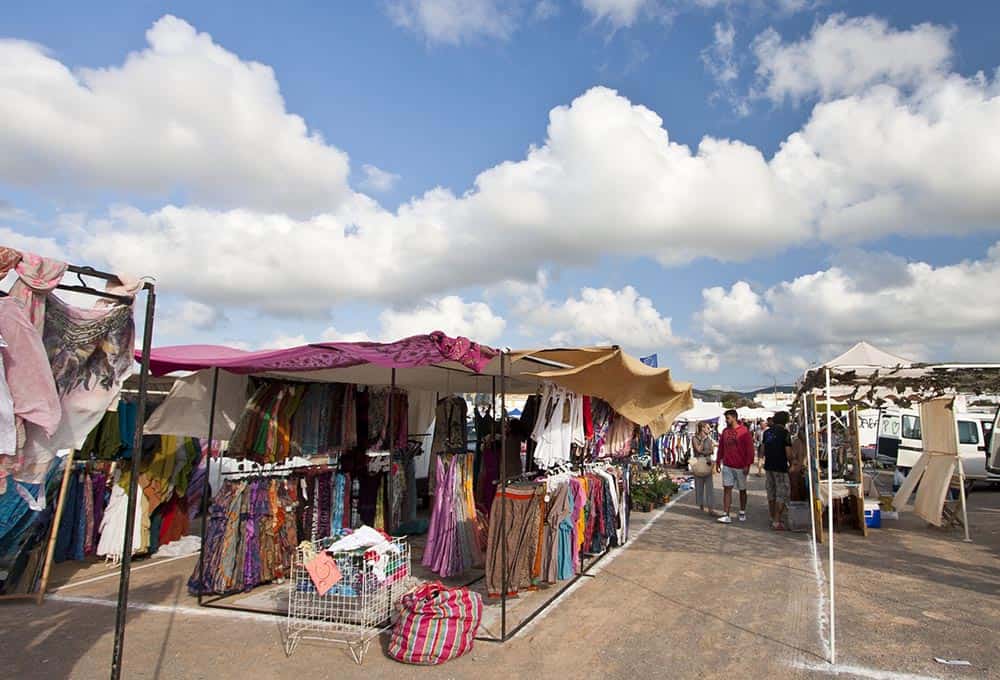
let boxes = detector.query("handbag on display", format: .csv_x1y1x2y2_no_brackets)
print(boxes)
388,582,483,665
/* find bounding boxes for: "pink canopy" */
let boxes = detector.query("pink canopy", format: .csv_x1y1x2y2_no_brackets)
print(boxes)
139,331,497,377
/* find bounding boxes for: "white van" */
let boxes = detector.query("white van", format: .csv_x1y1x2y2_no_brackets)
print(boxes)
877,408,999,486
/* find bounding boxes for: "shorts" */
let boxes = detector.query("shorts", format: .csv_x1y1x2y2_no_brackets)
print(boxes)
721,465,747,491
765,470,790,504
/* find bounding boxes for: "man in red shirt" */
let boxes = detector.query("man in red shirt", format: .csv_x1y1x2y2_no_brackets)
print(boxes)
715,409,754,524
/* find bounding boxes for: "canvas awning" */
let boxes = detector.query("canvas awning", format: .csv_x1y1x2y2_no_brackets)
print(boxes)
140,336,693,436
529,348,694,436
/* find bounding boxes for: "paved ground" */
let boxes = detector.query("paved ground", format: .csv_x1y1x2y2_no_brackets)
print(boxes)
2,474,997,679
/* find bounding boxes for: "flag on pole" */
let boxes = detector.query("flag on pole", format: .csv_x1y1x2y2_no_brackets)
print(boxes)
640,354,658,368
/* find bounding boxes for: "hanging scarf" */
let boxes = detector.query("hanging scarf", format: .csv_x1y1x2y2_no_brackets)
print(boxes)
10,251,67,332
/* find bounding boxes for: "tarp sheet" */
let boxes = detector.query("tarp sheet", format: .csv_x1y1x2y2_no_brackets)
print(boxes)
531,349,694,436
893,397,958,526
143,369,249,439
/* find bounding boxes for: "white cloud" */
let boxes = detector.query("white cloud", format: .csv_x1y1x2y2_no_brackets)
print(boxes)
681,345,721,372
71,86,816,312
0,200,33,224
0,227,65,260
260,297,503,348
2,16,997,325
703,21,738,85
378,296,507,343
268,332,309,350
533,0,559,21
360,164,401,193
698,245,1000,366
519,285,675,350
157,300,228,337
385,0,522,44
701,21,750,116
70,70,1000,312
320,326,374,343
0,16,350,216
581,0,666,29
753,14,954,103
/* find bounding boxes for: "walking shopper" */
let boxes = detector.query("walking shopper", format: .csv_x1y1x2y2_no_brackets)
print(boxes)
716,409,754,524
763,411,793,530
755,417,773,476
691,421,717,515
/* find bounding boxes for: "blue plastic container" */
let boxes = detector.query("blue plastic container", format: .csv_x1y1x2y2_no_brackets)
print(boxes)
863,502,881,528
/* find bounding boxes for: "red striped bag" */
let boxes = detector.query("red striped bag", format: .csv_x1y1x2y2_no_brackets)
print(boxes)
388,583,483,665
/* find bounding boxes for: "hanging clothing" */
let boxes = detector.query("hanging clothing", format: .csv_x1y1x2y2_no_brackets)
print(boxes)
519,394,541,471
428,396,467,496
96,484,149,561
531,384,585,468
9,251,67,332
0,248,21,279
423,454,482,578
189,477,299,595
14,297,133,486
485,484,544,598
431,397,467,456
0,298,61,450
0,335,15,457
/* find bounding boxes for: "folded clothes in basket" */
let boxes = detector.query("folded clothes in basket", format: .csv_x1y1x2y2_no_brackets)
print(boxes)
326,525,395,554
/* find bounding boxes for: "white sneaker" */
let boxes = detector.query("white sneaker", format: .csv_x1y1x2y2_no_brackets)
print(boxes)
717,515,733,524
738,511,747,522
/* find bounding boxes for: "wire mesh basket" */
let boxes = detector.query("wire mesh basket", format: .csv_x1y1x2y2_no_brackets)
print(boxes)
285,535,411,664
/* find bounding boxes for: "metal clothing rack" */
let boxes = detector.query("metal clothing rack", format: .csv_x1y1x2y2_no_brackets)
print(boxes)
194,368,405,618
197,460,345,616
0,261,156,680
476,350,625,643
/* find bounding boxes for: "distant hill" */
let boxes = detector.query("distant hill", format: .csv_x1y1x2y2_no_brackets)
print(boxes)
693,385,797,404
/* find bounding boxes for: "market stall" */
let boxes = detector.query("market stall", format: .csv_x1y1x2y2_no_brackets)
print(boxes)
139,339,694,643
795,359,1000,664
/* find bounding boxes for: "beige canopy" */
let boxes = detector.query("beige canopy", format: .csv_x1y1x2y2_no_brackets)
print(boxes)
528,348,694,436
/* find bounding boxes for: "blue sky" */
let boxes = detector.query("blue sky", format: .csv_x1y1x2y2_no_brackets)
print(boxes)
2,0,1000,390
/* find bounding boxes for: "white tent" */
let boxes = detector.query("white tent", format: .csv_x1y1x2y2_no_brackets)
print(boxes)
823,341,912,369
676,399,724,423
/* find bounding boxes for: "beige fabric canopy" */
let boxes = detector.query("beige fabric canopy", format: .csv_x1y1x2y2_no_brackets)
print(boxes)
528,348,694,436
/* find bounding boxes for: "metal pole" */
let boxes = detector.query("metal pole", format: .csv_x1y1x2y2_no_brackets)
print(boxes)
110,283,156,680
499,350,508,641
491,376,497,474
388,367,396,533
954,411,972,542
825,368,836,665
803,397,818,547
196,368,220,606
